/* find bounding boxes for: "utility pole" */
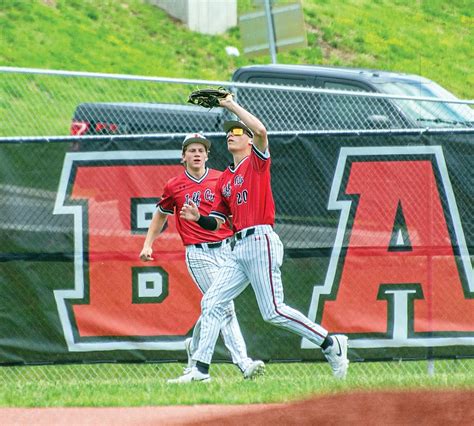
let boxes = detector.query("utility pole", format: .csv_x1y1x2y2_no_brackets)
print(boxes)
263,0,277,64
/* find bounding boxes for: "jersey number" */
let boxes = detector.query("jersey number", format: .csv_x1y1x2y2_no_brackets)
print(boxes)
237,190,248,205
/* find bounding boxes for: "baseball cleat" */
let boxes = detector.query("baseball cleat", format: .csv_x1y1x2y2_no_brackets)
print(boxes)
167,367,211,384
323,334,349,379
243,360,265,379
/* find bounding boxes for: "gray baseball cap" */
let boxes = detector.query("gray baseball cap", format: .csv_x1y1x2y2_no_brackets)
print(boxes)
182,133,211,150
223,120,254,137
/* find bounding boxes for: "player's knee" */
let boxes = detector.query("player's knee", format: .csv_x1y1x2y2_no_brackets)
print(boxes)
201,301,225,321
222,303,235,317
200,292,214,311
261,310,281,324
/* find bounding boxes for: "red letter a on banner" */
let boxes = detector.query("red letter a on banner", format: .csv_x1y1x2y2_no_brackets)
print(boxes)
322,160,473,334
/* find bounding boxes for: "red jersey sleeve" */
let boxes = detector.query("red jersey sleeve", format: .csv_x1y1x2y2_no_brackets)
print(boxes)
250,144,271,173
157,181,175,215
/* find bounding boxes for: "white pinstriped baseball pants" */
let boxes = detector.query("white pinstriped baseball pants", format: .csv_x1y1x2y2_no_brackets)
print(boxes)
185,240,253,371
192,225,329,365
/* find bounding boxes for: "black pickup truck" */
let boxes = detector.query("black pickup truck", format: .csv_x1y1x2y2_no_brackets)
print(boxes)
70,64,473,136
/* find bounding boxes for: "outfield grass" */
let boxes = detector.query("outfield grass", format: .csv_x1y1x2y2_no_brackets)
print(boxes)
1,360,472,407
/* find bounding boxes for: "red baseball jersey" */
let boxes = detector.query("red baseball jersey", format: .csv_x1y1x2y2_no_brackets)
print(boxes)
158,168,233,245
210,146,275,231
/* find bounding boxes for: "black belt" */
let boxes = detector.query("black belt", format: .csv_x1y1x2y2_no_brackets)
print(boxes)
235,227,256,241
194,238,230,249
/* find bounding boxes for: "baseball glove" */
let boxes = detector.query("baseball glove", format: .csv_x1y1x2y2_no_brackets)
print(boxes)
187,87,233,109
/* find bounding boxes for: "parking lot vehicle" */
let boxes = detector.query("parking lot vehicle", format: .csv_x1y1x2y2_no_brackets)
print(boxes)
70,64,473,136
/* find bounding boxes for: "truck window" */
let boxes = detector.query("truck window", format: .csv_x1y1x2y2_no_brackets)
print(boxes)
323,81,370,92
246,75,313,86
236,74,320,131
320,80,408,129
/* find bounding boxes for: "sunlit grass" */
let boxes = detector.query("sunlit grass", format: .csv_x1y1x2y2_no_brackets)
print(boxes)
1,360,472,407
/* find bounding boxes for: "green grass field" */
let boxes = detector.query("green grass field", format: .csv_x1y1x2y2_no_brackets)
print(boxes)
1,360,473,407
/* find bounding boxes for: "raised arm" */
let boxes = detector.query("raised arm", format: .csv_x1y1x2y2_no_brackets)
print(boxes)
139,210,167,261
219,95,268,152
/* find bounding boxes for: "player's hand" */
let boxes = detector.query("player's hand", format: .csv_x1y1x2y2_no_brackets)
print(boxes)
218,93,234,108
180,200,200,221
139,247,154,262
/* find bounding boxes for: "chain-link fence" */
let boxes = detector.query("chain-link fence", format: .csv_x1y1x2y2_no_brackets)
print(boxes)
1,66,473,138
1,359,471,389
1,68,473,385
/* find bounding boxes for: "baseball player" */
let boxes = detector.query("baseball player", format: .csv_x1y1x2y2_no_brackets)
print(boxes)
139,133,264,382
177,96,349,382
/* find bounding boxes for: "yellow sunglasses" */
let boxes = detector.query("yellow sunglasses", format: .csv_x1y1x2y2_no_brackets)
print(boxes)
227,127,245,136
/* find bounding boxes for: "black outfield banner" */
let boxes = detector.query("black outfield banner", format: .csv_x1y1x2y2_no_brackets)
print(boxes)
0,130,473,365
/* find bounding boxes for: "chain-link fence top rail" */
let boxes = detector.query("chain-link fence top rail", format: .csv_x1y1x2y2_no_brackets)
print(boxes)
1,67,473,138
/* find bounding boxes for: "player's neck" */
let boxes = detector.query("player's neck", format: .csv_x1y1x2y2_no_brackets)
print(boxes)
186,165,207,180
232,152,249,166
